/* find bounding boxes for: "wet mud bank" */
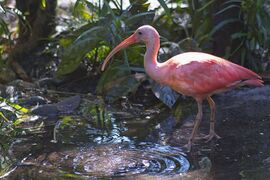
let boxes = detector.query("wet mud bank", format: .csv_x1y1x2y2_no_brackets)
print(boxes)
169,85,270,179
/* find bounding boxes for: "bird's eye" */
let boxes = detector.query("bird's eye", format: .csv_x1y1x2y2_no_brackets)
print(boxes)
138,31,142,35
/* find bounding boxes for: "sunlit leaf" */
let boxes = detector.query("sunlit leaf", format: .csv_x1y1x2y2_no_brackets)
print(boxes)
40,0,46,9
0,4,5,13
85,45,110,62
13,104,29,113
13,118,24,126
62,116,72,125
0,97,29,113
73,0,92,20
59,38,73,47
62,172,83,178
0,112,9,122
157,0,171,16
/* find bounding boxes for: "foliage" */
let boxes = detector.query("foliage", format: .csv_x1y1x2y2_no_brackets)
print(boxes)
0,97,28,174
0,3,11,68
96,62,146,102
0,4,9,39
154,0,270,72
58,0,155,74
0,3,27,45
152,1,213,47
215,0,270,71
0,96,34,149
56,0,270,104
57,0,155,101
0,0,269,102
0,2,25,72
58,25,108,75
240,0,270,70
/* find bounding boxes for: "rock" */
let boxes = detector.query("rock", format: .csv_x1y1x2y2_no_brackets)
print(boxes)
263,156,270,164
20,96,48,107
31,95,81,117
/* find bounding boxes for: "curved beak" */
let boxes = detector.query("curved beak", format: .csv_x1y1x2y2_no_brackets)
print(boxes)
101,34,137,71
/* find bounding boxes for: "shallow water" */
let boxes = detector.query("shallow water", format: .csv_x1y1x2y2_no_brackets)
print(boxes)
1,86,270,179
7,143,189,179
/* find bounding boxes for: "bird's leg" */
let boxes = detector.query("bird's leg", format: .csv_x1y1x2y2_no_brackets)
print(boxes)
203,96,221,142
186,99,203,151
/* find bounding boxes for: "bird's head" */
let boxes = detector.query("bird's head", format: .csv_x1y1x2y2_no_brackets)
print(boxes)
101,25,159,71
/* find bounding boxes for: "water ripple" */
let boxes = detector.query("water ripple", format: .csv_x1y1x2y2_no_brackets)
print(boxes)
71,143,190,178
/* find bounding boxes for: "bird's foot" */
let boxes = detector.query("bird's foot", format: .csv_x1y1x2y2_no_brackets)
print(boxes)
194,133,207,140
203,131,221,143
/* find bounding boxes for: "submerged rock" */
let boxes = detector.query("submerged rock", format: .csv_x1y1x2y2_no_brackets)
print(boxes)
31,95,81,118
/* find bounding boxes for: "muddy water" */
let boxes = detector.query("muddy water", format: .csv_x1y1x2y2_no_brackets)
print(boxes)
1,86,270,179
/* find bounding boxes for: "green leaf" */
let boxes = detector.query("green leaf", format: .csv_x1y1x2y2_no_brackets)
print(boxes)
0,97,29,114
62,172,84,179
126,11,155,24
57,26,108,76
210,18,239,36
197,0,216,12
73,0,92,20
97,62,131,94
0,4,5,13
40,0,46,9
157,0,171,16
105,73,145,102
221,0,242,6
231,32,247,40
0,18,9,35
13,118,25,126
62,116,72,125
178,38,201,51
103,0,116,19
86,45,110,62
215,4,240,15
97,62,146,102
129,0,150,14
0,112,9,122
59,38,73,47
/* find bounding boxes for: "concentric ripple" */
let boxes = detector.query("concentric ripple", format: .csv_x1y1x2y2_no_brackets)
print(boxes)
71,143,190,178
135,143,190,175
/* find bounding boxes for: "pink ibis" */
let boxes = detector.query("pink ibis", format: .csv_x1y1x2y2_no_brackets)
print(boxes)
101,25,263,151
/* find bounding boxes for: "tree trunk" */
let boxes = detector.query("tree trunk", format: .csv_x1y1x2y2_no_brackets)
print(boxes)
8,0,57,81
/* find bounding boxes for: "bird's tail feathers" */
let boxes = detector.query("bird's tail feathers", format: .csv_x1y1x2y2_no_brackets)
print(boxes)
244,79,264,87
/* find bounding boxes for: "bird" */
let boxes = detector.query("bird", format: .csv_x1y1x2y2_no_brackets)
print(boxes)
101,25,263,151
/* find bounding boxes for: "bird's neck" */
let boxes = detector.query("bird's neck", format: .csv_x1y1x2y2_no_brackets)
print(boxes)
144,35,166,84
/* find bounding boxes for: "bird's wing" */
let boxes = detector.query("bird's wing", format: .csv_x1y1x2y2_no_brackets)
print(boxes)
165,54,262,96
